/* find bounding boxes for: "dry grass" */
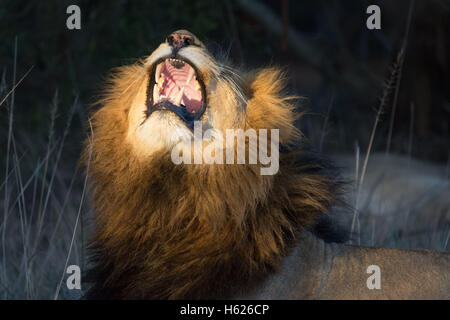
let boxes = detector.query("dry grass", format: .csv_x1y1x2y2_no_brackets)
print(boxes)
1,95,87,299
0,44,87,299
335,153,450,251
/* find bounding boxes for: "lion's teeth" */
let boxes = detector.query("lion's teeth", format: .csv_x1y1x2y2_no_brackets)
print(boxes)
186,68,195,85
194,81,201,91
153,84,159,103
168,58,185,65
155,63,162,82
157,74,164,88
174,86,185,105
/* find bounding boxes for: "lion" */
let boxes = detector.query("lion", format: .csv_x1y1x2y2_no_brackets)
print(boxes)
83,30,449,299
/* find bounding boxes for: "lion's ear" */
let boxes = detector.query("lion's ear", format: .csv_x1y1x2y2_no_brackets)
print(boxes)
245,68,301,144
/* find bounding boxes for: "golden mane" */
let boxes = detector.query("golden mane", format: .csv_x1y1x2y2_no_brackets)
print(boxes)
83,62,342,299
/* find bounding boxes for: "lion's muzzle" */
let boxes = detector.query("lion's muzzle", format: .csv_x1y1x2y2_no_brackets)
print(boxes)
145,30,207,129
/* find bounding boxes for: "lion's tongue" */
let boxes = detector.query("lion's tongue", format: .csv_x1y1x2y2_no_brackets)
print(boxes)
161,60,202,113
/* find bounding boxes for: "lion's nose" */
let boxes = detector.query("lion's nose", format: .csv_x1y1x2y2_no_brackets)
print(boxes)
166,30,195,52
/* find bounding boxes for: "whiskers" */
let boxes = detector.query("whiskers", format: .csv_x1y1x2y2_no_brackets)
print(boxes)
216,63,247,106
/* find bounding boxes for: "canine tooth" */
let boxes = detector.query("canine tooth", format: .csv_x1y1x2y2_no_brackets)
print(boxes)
153,84,159,103
155,63,162,82
174,86,185,105
194,81,201,91
157,74,164,88
186,68,195,85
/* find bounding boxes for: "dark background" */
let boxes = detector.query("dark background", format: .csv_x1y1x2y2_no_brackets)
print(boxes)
1,0,449,163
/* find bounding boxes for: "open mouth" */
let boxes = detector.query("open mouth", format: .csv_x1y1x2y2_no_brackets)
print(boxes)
146,57,206,128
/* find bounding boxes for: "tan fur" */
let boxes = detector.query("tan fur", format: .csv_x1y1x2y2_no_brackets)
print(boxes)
83,36,449,299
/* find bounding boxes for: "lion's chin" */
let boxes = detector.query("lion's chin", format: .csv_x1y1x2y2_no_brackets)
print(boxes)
131,111,193,156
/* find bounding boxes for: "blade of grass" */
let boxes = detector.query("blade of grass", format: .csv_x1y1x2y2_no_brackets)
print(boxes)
385,0,415,155
54,119,93,300
319,90,335,152
0,66,34,109
12,135,33,298
33,91,59,257
2,37,18,299
36,165,79,288
407,102,414,167
350,141,361,244
31,95,77,265
0,140,60,231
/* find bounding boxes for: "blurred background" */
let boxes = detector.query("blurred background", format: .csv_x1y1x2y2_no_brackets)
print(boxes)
0,0,449,299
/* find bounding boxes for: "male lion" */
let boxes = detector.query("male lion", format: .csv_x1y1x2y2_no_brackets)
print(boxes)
84,30,449,299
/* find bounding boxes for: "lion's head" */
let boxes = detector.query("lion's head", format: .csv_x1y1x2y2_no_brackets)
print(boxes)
130,30,245,153
85,30,342,299
114,30,298,164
